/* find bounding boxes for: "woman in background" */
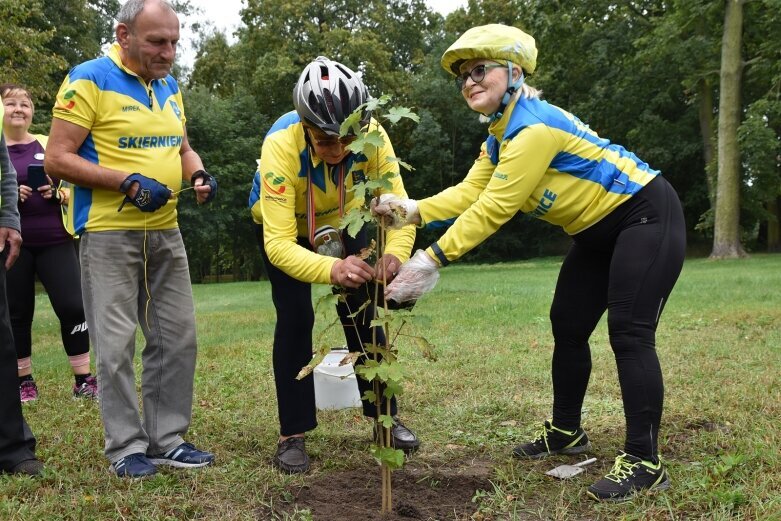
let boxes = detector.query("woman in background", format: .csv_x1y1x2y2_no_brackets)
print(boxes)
1,83,96,401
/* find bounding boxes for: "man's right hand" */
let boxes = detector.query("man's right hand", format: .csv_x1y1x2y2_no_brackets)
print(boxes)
119,173,172,212
0,227,22,269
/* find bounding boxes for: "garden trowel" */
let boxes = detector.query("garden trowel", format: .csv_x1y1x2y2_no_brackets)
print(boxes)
545,457,597,479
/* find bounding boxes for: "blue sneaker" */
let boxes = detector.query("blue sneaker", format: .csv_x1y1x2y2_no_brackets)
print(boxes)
111,453,157,478
147,442,214,468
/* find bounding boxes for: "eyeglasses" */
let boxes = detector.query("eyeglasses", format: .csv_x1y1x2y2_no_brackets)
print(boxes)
306,128,357,148
455,63,504,91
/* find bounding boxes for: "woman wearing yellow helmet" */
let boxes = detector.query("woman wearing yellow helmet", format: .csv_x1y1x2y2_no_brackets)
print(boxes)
372,23,686,502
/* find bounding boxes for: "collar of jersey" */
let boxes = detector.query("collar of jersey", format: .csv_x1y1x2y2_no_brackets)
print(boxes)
488,95,519,143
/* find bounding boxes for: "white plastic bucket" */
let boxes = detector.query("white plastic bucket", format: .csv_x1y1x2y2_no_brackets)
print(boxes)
314,348,362,410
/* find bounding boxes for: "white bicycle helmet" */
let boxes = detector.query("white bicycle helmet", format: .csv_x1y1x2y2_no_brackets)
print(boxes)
293,56,370,136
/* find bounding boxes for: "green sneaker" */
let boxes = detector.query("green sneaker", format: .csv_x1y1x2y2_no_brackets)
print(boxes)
587,452,670,502
513,420,590,459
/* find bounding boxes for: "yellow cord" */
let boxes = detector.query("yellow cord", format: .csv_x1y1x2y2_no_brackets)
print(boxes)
141,185,195,329
143,214,152,329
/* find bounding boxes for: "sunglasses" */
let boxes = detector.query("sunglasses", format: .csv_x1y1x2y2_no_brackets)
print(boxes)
306,128,357,147
455,63,504,91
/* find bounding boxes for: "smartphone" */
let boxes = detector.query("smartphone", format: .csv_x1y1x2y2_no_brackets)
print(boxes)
27,164,48,190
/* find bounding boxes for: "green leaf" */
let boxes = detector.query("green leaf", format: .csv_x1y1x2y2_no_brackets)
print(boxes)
314,293,340,320
413,336,437,362
340,208,372,238
362,390,377,403
383,379,404,399
355,359,380,381
378,414,396,428
346,130,385,156
339,107,366,137
365,94,391,112
386,156,415,171
384,106,420,124
370,446,406,469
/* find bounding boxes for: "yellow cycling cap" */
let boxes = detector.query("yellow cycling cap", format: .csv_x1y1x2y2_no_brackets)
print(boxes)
441,24,537,76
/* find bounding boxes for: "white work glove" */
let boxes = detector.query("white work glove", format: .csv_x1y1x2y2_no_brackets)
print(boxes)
385,249,440,303
370,194,420,229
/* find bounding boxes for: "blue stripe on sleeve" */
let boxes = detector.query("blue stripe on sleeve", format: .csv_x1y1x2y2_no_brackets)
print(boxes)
425,217,456,230
550,152,650,195
72,185,92,236
248,171,261,208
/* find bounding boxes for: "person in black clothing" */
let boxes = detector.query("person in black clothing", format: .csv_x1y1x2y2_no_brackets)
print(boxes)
0,102,43,476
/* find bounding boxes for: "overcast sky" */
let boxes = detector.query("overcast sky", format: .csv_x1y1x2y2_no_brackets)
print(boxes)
178,0,467,68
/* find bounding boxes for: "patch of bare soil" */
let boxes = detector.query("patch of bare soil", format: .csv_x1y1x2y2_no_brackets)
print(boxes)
265,457,495,520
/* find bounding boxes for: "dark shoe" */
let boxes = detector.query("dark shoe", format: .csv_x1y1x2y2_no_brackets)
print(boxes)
110,453,157,478
10,459,44,477
148,442,214,468
273,437,310,474
513,419,590,459
374,417,420,454
20,379,39,403
73,375,99,400
587,452,671,502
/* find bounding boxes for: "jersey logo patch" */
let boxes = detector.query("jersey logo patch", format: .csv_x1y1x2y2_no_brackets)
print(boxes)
169,100,182,120
262,172,286,195
57,89,77,110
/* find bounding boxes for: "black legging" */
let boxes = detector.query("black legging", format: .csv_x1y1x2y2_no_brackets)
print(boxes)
7,241,89,361
0,251,37,470
549,176,685,462
255,225,397,436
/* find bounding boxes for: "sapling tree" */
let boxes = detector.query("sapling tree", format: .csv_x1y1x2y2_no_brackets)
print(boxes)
296,95,435,514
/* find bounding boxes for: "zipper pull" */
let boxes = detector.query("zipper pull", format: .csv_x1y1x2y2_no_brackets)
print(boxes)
148,87,153,109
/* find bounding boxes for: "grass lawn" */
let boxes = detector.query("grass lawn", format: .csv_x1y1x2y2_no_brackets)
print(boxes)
1,254,779,520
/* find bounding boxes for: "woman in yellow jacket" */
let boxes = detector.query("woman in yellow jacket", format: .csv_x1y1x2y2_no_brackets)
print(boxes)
373,25,685,502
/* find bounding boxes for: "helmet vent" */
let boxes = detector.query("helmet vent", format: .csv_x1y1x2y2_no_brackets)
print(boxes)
322,89,336,122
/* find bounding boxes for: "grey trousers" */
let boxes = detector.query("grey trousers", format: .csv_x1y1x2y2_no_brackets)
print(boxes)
80,229,197,462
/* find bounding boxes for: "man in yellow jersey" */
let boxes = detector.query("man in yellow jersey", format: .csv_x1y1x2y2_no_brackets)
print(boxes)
374,24,685,502
248,57,418,473
0,103,43,476
45,0,216,478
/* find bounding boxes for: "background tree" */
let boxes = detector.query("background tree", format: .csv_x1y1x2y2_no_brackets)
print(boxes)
711,0,747,258
0,0,67,104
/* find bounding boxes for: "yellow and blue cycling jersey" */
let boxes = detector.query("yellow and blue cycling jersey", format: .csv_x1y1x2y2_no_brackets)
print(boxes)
249,111,415,284
418,95,659,265
52,43,186,234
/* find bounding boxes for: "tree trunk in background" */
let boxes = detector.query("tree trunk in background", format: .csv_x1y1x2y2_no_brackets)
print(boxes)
768,197,780,252
698,77,717,206
711,0,747,259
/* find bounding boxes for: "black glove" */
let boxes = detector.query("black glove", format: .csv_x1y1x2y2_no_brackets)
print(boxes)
191,170,217,203
117,173,171,212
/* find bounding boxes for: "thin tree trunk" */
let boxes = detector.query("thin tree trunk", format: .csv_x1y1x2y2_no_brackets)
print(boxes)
697,77,716,206
768,197,780,252
711,0,748,259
